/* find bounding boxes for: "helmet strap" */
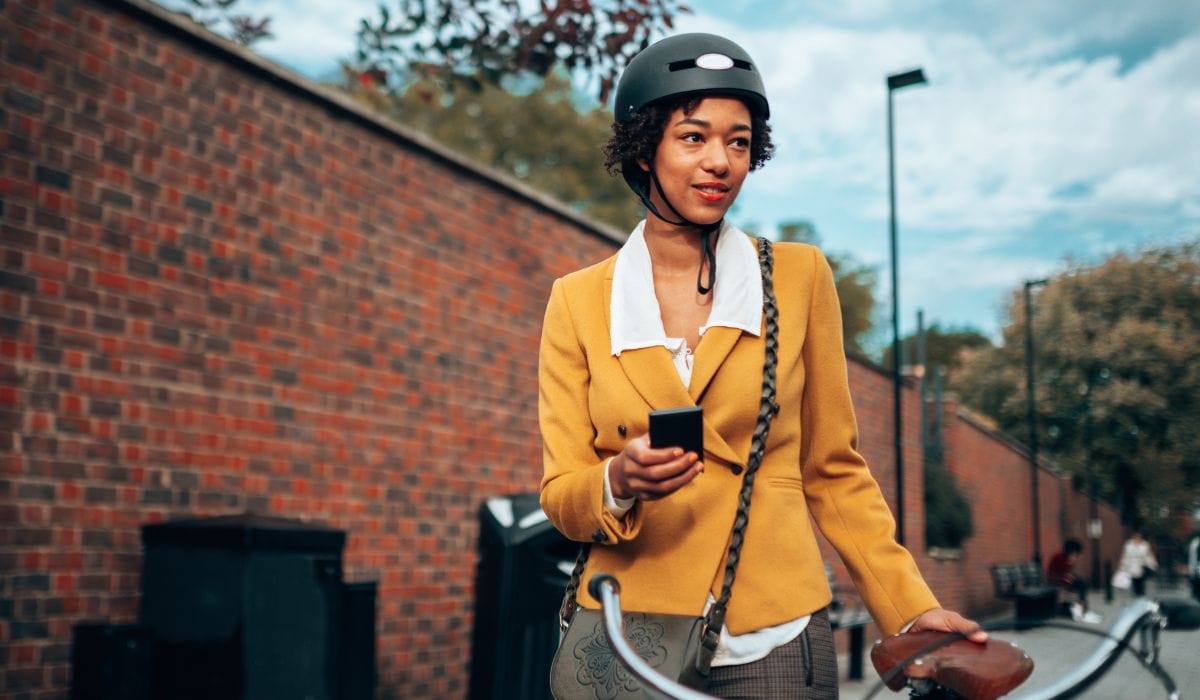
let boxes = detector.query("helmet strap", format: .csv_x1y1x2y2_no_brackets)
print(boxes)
646,168,721,295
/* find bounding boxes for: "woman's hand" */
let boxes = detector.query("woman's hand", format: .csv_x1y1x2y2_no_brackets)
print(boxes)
908,608,988,643
609,434,703,501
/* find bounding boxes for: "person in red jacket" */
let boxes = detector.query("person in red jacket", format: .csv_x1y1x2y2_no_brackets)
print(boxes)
1046,539,1100,622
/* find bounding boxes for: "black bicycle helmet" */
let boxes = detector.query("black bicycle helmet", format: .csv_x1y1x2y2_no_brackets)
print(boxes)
614,33,770,123
613,33,770,294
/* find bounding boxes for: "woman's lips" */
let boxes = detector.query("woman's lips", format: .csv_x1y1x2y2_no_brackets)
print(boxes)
692,183,729,203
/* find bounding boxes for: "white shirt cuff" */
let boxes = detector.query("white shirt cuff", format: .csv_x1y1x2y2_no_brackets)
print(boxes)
603,458,636,517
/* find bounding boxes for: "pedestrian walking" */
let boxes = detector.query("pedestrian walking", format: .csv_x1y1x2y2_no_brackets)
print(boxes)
1118,530,1158,598
1187,530,1199,601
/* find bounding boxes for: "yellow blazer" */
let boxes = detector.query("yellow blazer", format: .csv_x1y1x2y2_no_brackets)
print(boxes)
538,241,939,635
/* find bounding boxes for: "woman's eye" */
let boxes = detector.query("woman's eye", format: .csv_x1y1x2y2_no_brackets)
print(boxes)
681,133,703,143
731,137,751,149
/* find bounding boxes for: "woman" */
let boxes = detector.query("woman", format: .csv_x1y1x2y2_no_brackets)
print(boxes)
539,33,983,698
1119,530,1158,598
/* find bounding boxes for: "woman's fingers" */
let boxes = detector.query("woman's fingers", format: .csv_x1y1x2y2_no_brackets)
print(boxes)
626,453,703,499
625,436,690,467
909,608,989,643
614,433,706,500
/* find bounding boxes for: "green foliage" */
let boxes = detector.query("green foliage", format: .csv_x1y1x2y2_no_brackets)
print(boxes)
955,239,1200,535
778,221,879,354
349,71,643,230
355,0,686,102
925,458,975,549
883,324,993,378
183,0,272,46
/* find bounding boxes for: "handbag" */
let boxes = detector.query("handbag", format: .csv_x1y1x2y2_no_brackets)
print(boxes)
1112,569,1132,590
550,237,780,699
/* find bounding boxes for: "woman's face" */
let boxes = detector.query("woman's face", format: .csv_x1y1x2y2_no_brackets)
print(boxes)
643,96,752,227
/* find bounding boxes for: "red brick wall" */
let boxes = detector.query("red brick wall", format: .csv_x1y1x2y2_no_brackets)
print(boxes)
1,0,619,696
927,397,1122,617
1,0,1128,697
817,368,1123,644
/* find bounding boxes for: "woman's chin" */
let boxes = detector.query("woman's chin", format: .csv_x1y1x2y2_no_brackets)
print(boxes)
651,208,727,229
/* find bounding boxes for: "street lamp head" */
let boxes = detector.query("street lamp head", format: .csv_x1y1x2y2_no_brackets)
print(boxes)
1025,278,1049,290
887,68,928,91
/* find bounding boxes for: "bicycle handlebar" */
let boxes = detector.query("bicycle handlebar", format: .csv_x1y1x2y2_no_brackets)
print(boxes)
589,572,1196,700
591,575,717,700
1016,599,1173,700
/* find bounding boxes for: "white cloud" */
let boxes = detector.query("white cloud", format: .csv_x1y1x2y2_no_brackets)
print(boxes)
152,0,1200,337
678,8,1200,337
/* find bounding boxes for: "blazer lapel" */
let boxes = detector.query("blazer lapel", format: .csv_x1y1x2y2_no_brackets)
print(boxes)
605,275,695,410
616,347,695,410
687,325,743,402
691,325,762,468
604,274,750,469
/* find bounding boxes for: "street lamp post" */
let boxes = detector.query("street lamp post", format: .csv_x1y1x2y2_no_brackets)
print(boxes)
1024,278,1048,566
887,67,927,546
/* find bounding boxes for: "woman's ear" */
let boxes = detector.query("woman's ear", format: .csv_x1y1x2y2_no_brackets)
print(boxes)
637,158,649,172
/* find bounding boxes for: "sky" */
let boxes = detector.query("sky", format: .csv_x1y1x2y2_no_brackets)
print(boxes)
157,1,1200,345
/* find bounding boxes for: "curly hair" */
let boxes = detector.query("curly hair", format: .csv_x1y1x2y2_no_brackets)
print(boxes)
603,94,775,187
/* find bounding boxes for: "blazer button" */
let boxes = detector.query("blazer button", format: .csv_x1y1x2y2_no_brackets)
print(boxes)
591,529,608,542
730,465,744,475
617,424,627,437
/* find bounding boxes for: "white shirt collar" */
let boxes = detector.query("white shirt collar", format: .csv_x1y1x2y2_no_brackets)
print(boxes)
610,220,762,357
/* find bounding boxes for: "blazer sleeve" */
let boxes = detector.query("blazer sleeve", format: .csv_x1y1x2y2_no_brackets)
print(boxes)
797,246,940,634
538,277,644,544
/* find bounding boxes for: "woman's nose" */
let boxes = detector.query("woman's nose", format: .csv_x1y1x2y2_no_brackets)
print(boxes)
700,142,730,175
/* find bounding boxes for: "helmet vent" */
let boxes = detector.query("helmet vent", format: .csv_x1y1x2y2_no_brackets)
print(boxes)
668,57,753,72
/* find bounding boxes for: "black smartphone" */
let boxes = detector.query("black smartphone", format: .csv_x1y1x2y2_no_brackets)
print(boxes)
648,406,704,457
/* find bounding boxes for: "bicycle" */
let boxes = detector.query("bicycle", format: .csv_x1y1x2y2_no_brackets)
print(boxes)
585,573,1200,700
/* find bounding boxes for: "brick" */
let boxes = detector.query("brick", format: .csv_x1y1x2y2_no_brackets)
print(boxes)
101,226,131,250
13,574,51,592
2,225,38,249
17,483,55,501
0,271,37,293
100,142,133,167
80,529,112,547
156,243,184,265
35,165,70,190
183,193,212,214
99,188,133,208
88,314,124,336
4,87,44,114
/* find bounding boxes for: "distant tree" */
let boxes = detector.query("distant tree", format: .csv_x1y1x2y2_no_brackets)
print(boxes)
344,69,643,229
925,457,974,549
355,0,687,101
882,324,993,379
955,240,1200,534
181,0,272,46
778,221,879,354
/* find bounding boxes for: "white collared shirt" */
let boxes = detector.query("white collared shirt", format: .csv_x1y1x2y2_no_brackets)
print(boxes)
609,219,763,382
602,220,809,666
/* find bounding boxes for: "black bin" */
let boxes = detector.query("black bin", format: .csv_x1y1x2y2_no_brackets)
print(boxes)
139,513,370,700
70,624,154,700
469,493,579,700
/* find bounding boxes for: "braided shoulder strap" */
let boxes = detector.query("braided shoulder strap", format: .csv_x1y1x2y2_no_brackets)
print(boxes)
558,237,780,638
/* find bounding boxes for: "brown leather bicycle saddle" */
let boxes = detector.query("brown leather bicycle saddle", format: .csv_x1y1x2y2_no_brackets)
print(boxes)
871,631,1034,699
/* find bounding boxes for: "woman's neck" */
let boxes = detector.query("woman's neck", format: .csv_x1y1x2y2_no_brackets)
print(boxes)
643,217,715,272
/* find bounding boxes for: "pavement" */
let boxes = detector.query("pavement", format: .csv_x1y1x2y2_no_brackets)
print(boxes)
837,582,1200,699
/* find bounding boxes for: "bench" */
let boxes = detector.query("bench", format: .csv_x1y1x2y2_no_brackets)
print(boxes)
826,564,873,680
990,562,1059,626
